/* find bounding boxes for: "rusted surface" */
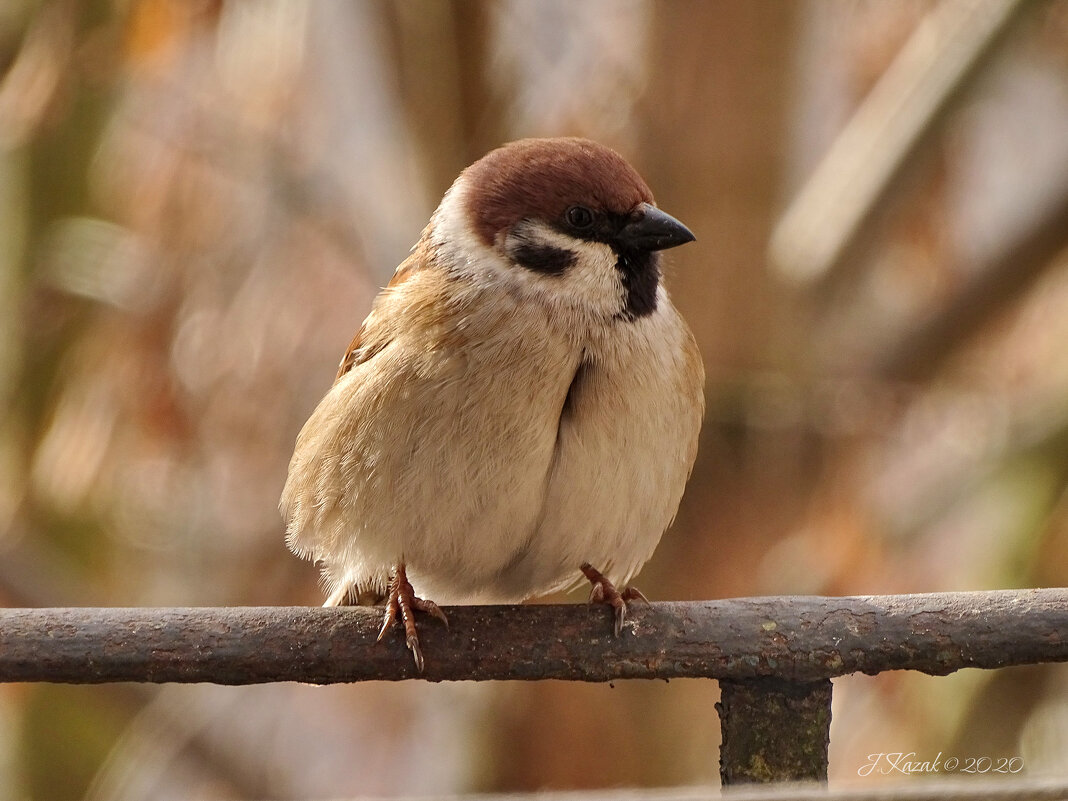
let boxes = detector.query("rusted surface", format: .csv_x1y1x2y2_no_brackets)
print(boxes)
718,678,831,784
0,588,1065,684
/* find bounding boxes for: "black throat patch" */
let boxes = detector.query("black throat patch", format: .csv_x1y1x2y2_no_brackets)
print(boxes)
615,250,660,318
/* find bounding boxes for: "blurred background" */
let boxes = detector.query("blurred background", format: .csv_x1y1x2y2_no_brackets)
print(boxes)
1,0,1067,798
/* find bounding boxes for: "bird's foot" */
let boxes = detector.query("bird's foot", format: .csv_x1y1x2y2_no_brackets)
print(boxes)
580,562,648,636
376,563,448,672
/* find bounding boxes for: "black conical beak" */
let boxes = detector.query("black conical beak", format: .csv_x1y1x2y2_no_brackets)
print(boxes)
617,202,696,252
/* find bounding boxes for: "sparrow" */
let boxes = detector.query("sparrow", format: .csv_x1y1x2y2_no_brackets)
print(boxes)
280,137,704,671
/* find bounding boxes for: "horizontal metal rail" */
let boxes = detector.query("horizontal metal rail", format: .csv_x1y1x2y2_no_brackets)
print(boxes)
1,589,1064,684
3,588,1064,784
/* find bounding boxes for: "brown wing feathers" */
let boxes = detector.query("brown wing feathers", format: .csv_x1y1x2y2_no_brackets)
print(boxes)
333,249,425,383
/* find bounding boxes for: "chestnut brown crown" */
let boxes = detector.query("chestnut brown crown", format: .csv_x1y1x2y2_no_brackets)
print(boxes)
463,137,655,247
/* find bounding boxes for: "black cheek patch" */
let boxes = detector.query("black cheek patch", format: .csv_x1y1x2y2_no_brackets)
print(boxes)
512,242,577,276
616,251,660,318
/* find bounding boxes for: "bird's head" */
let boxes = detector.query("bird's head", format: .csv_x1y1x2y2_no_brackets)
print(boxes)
429,137,695,321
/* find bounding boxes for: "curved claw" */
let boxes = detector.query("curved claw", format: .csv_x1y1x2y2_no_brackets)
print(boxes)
406,633,425,674
413,597,449,629
622,586,648,605
377,595,400,643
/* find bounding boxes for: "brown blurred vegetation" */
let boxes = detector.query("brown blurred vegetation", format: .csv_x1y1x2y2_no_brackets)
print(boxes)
1,0,1067,798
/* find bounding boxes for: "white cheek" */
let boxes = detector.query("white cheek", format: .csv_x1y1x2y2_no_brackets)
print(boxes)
429,183,626,320
510,227,624,317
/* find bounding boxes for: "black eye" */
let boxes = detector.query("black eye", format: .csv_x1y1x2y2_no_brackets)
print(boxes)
565,205,594,229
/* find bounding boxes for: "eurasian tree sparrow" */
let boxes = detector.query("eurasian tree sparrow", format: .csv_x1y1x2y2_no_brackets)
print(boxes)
281,137,704,671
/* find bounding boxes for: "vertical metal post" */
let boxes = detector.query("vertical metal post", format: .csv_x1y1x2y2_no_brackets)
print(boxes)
717,678,832,784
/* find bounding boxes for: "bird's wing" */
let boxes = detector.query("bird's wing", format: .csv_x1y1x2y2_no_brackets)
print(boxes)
334,249,425,382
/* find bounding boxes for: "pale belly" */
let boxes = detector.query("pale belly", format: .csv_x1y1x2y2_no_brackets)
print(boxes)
285,299,703,605
478,348,701,599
